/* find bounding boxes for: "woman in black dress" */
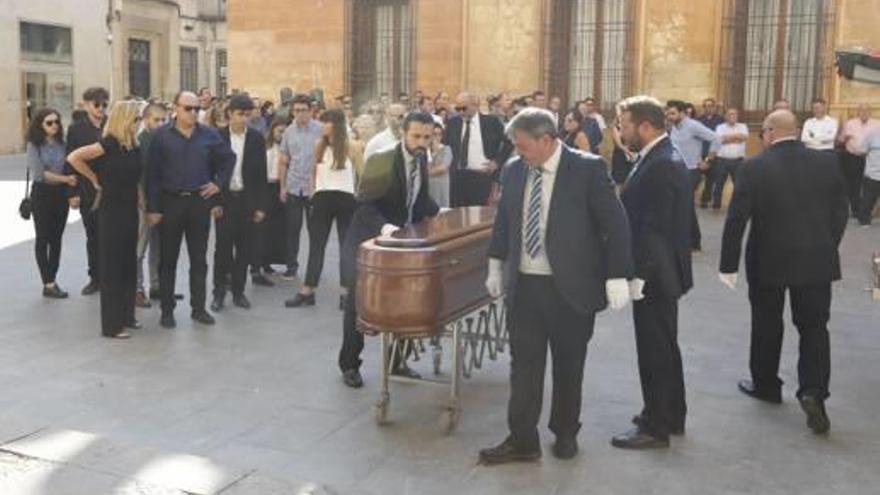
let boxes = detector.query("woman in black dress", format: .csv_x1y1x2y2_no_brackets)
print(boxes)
561,109,592,152
68,100,142,339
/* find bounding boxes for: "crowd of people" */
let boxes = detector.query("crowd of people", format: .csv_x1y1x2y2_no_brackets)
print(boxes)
22,82,876,460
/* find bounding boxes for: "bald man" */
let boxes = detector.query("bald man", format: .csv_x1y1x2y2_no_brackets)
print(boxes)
718,110,848,435
838,104,880,215
443,93,510,206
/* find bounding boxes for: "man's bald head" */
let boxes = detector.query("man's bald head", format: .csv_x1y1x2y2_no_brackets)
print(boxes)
857,103,872,121
455,92,479,118
174,91,201,128
762,110,798,144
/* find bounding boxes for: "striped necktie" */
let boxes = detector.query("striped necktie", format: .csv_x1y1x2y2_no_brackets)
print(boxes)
406,157,419,225
524,167,543,258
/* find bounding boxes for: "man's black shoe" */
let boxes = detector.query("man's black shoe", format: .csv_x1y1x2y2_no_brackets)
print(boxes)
478,438,541,466
210,294,225,312
42,285,69,299
160,312,176,329
611,427,669,449
262,265,276,274
284,292,315,308
125,320,142,330
631,414,684,435
391,365,421,380
81,279,99,296
552,437,578,460
799,395,830,434
191,310,216,325
738,380,782,404
252,274,275,287
232,294,251,309
342,369,364,388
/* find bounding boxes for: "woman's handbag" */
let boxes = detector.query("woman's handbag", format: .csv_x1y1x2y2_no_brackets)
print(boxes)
19,167,31,220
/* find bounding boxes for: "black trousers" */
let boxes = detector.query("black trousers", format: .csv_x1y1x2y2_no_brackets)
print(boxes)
858,177,880,226
747,283,832,400
158,192,211,313
709,158,742,208
840,152,866,216
81,197,100,281
305,191,356,287
285,193,311,274
98,198,137,336
339,280,410,373
213,193,255,297
689,169,703,250
452,168,493,207
698,167,713,206
31,183,69,284
251,182,286,272
633,295,686,439
507,274,594,451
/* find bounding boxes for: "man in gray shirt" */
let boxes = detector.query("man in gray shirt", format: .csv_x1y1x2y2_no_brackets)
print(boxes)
277,94,322,280
667,100,719,251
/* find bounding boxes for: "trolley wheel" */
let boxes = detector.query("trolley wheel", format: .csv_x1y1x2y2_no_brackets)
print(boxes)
432,347,442,375
439,407,460,435
374,396,390,425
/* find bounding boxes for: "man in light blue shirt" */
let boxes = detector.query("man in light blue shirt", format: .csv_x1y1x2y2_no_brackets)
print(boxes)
858,127,880,226
667,100,720,251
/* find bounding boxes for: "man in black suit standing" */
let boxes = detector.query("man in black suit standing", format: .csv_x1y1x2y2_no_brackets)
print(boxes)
479,108,633,465
443,93,509,206
337,112,440,389
211,94,268,312
719,110,848,434
612,96,694,449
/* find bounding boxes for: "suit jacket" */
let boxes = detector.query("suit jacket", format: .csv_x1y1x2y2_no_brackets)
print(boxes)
719,139,848,286
488,144,634,315
219,127,268,215
620,137,694,300
340,143,440,289
443,113,510,170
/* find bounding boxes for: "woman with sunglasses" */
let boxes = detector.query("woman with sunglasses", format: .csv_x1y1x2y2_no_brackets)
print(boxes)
68,100,144,339
26,108,77,298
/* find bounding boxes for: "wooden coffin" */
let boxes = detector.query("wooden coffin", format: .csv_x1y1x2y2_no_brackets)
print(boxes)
356,207,495,337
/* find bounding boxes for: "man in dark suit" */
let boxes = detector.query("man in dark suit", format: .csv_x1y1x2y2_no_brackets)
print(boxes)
338,112,440,389
719,110,848,434
443,93,509,206
479,108,633,465
211,94,268,311
611,96,694,449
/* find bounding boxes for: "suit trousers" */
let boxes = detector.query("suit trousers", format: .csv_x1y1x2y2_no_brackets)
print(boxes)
633,295,686,439
285,193,311,274
748,283,832,400
136,211,160,293
689,169,702,249
709,158,742,208
339,282,411,373
507,274,594,451
158,193,211,313
81,197,100,281
839,152,865,216
858,177,880,226
213,192,255,297
452,168,493,207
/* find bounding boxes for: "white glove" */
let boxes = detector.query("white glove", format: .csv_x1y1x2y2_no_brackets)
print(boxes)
379,223,400,238
485,258,504,299
605,278,630,311
719,272,738,290
629,278,646,301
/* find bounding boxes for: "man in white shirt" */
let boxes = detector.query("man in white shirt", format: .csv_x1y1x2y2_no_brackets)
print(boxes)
364,103,407,160
711,107,750,209
838,104,880,216
801,98,838,151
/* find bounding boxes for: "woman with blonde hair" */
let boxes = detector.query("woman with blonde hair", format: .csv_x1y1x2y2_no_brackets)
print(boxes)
68,100,143,339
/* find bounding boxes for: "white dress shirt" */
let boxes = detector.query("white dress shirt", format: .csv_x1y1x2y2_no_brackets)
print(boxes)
801,115,838,150
715,123,749,159
519,141,563,275
229,129,246,191
266,145,280,182
364,128,398,161
463,114,489,170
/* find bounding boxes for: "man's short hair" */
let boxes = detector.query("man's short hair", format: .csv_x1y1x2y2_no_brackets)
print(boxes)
618,96,667,130
666,99,688,112
583,96,596,103
533,90,545,98
402,112,434,131
142,102,167,118
82,86,109,103
198,87,211,96
290,94,312,107
505,107,558,140
812,98,827,105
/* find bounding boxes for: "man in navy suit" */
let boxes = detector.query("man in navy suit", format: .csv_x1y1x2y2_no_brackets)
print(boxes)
612,96,694,449
479,108,634,465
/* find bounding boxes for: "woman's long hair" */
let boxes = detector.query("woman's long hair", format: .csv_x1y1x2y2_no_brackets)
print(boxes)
26,108,64,147
265,118,287,149
318,109,349,171
103,100,141,150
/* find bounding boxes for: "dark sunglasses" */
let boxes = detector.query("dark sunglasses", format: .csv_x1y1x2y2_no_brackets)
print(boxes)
179,105,200,113
43,119,60,126
454,106,467,112
93,101,108,109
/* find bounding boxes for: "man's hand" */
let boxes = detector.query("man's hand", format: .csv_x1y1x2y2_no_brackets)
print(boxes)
485,258,504,299
481,161,499,175
605,278,631,311
629,278,646,301
698,160,711,171
66,175,78,187
200,182,220,199
279,189,287,203
719,272,738,290
379,223,399,238
253,210,266,223
68,196,81,210
146,213,163,226
210,206,224,219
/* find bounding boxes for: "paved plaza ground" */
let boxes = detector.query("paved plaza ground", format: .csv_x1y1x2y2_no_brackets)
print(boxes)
0,156,878,494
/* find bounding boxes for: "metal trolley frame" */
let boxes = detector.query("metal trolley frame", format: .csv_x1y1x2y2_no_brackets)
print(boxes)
372,301,508,434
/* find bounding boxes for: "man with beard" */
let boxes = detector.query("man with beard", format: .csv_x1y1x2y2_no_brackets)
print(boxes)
337,112,440,389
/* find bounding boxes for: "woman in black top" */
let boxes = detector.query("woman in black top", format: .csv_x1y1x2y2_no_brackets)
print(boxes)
26,108,78,298
561,109,591,152
610,118,636,187
68,101,142,339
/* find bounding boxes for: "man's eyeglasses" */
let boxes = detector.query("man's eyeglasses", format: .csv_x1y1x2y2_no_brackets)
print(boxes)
761,127,773,135
93,101,108,109
179,105,200,113
454,106,467,112
292,107,310,113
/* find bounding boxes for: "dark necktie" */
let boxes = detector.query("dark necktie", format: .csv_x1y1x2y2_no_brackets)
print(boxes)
460,119,471,170
406,156,420,225
524,167,543,258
